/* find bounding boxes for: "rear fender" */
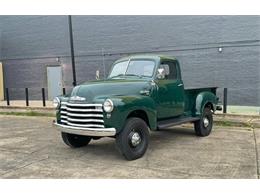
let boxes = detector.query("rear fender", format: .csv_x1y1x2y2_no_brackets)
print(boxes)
195,91,218,116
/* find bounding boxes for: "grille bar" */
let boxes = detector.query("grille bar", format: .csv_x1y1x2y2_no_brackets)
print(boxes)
61,116,104,123
61,102,102,107
61,107,103,112
60,111,103,118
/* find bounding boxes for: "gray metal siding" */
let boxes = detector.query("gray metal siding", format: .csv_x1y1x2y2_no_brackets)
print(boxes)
72,16,260,53
1,16,70,59
0,16,259,106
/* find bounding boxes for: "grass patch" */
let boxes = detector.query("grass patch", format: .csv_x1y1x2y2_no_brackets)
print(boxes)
0,111,55,117
214,120,251,128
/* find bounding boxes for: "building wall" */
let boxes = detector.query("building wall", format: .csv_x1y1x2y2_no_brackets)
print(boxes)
0,16,259,106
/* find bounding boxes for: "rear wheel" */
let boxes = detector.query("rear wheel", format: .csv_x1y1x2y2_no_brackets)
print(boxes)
61,132,92,148
116,117,150,160
194,107,213,136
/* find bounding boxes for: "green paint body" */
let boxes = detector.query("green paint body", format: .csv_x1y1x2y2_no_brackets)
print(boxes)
56,55,219,133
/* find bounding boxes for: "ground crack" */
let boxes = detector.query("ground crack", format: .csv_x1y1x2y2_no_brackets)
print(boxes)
1,156,49,177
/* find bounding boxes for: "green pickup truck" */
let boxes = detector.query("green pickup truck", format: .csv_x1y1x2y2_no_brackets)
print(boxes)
53,55,221,160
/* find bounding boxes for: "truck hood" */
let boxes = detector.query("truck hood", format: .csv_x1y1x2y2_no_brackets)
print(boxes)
70,79,152,102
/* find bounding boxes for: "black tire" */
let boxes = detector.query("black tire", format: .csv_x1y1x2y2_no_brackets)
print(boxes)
116,117,150,160
194,107,213,137
61,132,91,148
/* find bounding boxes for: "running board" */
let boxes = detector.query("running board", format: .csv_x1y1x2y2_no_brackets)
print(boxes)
157,117,200,129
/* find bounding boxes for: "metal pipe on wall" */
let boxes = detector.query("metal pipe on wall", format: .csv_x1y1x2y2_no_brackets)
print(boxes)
68,15,77,86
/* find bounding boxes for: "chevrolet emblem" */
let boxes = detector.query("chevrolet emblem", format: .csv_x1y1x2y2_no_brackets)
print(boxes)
70,96,86,101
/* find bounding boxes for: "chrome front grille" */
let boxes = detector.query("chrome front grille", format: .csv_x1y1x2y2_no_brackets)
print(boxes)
60,102,104,128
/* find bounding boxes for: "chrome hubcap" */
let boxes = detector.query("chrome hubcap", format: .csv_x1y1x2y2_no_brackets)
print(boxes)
203,117,209,128
131,132,141,147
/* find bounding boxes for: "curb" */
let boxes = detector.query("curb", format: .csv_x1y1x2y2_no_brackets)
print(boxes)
215,113,260,119
0,106,54,111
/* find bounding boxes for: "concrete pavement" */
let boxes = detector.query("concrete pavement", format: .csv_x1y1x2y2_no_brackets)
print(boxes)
0,115,259,178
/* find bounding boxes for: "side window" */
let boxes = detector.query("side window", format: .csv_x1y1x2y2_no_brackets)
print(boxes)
160,61,177,80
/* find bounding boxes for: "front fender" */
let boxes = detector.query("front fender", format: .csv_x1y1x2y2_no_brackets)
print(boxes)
195,91,218,116
103,95,157,133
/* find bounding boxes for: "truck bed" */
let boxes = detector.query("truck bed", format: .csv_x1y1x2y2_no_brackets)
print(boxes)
157,87,218,129
184,87,217,115
184,86,217,92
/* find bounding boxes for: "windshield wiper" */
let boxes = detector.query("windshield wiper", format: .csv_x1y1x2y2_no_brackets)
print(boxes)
139,75,150,78
108,74,125,79
109,73,140,79
124,74,140,77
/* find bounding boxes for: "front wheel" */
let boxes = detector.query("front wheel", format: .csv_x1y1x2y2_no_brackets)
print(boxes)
61,132,92,148
116,117,150,160
194,107,213,137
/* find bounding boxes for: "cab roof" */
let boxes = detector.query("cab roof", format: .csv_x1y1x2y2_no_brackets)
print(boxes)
114,54,177,64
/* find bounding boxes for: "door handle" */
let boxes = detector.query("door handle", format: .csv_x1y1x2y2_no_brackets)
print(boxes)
178,83,183,87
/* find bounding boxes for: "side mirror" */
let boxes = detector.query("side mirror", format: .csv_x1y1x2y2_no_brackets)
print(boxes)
95,70,100,80
156,68,166,79
156,64,170,79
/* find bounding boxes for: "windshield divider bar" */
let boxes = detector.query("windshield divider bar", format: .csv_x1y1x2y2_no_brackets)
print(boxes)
124,58,131,75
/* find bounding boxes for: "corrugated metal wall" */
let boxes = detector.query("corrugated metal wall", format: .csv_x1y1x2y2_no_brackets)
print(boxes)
0,16,259,106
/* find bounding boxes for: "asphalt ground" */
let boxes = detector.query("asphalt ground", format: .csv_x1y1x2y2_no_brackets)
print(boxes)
0,115,259,178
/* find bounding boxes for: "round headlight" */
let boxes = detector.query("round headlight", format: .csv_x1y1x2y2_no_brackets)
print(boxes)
53,97,60,109
103,99,114,113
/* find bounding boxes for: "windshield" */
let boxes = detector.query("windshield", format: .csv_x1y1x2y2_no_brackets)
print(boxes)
108,60,155,78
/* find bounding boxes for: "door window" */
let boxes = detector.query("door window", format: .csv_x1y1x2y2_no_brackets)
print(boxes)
159,61,177,80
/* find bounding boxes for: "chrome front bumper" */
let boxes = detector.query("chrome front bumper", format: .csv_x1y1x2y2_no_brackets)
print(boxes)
53,122,116,137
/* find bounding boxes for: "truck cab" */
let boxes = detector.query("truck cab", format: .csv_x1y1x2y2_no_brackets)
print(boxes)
53,55,220,160
155,58,184,118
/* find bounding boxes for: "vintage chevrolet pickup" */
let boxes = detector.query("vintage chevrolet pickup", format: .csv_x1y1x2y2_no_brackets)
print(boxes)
53,55,221,160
